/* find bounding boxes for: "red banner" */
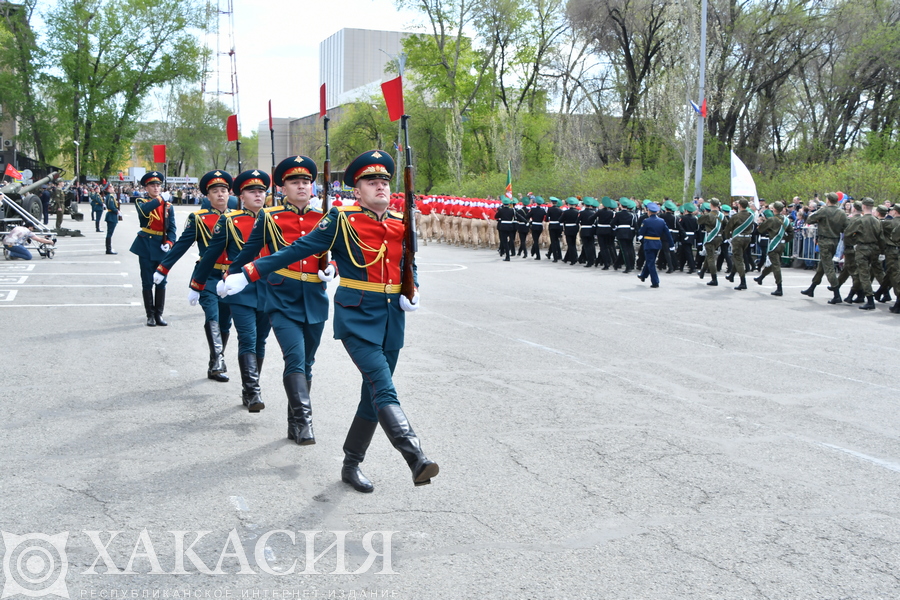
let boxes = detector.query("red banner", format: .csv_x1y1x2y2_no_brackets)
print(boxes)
226,114,239,142
118,171,124,181
381,76,404,122
152,144,166,163
320,83,326,118
5,163,23,180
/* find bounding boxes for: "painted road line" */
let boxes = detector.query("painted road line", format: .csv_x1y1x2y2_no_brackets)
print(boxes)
0,301,141,307
0,290,18,301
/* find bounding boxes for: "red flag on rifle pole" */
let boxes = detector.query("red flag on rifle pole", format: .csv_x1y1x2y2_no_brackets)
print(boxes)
381,76,404,122
152,144,166,163
226,114,239,142
320,84,327,118
268,101,273,131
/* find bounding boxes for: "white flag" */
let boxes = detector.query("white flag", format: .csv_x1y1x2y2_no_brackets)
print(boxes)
730,151,759,210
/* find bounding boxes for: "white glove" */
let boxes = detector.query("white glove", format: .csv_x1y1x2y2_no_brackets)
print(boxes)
669,247,675,252
223,273,249,296
160,242,171,252
399,292,420,312
188,289,200,306
318,262,336,283
764,256,772,268
699,248,706,257
152,271,165,285
216,279,227,298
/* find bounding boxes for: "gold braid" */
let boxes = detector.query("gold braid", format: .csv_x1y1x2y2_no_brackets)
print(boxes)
339,211,385,268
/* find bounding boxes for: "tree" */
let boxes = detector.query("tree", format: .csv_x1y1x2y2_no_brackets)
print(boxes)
43,0,207,178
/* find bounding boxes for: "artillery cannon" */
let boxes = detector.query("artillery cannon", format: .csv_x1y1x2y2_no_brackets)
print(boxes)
1,171,62,233
1,171,62,222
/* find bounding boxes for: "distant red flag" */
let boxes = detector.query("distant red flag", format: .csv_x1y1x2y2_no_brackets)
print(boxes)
118,171,124,181
700,98,707,118
381,76,404,122
4,163,22,180
152,144,166,163
319,83,326,118
268,101,273,131
226,114,239,142
101,178,106,185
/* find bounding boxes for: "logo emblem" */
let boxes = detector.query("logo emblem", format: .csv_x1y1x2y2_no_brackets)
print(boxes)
371,151,382,159
2,531,69,598
252,170,260,176
214,171,221,176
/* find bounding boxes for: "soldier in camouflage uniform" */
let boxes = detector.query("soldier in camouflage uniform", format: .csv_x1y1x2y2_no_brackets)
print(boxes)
801,191,848,305
844,197,885,310
753,201,793,296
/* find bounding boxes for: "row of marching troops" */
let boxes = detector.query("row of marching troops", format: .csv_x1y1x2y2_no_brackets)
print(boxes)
125,152,439,494
418,192,900,311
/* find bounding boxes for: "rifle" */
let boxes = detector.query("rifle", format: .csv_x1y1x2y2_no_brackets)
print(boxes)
400,114,417,302
318,116,331,270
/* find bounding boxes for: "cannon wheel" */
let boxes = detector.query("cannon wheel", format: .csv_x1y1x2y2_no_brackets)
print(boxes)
23,195,43,221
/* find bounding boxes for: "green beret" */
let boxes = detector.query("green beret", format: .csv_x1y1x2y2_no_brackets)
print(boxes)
602,196,617,209
722,204,732,212
501,197,512,205
620,198,636,209
549,196,560,206
583,196,595,207
566,196,578,206
535,196,544,203
663,200,678,211
682,203,696,213
642,199,651,207
701,202,711,211
763,209,774,218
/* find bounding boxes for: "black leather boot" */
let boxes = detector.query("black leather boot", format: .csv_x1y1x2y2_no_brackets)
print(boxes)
377,404,439,486
873,284,886,302
725,272,735,283
284,373,315,445
852,290,865,303
105,238,117,255
341,416,378,493
698,263,706,279
844,289,856,303
204,321,228,382
706,273,718,286
735,276,747,290
754,274,765,285
154,287,168,326
800,284,816,297
859,295,876,310
890,298,900,313
771,283,783,296
828,289,844,305
237,354,264,412
142,289,156,326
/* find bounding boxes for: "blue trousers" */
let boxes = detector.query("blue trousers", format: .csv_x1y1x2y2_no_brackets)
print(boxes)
8,245,32,260
199,285,232,335
138,256,164,290
105,220,117,241
92,209,103,229
230,304,270,358
269,311,325,379
640,248,660,285
341,335,400,423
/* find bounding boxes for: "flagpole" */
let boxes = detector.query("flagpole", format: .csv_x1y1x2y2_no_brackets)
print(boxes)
693,0,708,199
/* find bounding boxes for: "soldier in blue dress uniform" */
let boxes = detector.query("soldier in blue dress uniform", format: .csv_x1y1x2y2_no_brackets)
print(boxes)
90,187,105,232
153,170,235,382
130,171,177,326
223,150,439,492
226,156,333,445
103,184,120,255
636,202,675,288
192,170,272,412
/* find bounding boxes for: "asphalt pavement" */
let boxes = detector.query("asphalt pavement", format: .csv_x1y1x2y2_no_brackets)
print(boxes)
2,205,899,599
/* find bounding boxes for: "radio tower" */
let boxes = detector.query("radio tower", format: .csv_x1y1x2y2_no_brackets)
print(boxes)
202,0,241,167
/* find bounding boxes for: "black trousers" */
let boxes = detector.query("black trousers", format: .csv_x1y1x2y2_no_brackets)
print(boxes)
597,235,615,267
548,230,563,261
580,234,596,266
530,228,543,257
616,238,635,271
517,229,529,255
563,232,579,264
499,230,515,258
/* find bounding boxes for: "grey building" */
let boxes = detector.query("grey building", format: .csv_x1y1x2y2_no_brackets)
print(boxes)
320,28,409,110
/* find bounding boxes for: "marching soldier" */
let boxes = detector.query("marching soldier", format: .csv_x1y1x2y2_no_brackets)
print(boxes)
834,201,864,304
130,171,177,326
595,197,617,269
578,197,597,268
873,205,895,304
844,197,885,310
561,197,580,265
527,196,547,260
223,150,439,492
636,202,674,288
658,201,678,273
697,199,724,286
753,201,793,296
677,204,699,273
612,197,637,272
153,170,234,383
723,198,755,290
514,198,530,258
546,197,564,262
800,191,848,304
495,197,516,261
192,170,272,411
226,156,333,445
103,184,119,255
